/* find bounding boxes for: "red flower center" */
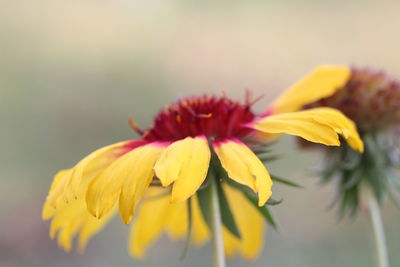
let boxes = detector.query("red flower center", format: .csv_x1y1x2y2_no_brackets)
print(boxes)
142,95,256,142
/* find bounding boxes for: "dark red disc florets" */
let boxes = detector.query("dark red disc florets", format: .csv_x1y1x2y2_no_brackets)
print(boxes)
142,95,256,142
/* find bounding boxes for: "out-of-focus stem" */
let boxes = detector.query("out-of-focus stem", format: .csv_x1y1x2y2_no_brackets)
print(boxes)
368,196,389,267
209,177,226,267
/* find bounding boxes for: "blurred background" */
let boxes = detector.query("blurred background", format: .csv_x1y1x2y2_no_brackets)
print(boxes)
1,0,400,266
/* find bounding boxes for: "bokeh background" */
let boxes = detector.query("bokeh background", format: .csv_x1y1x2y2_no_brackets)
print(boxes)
1,0,400,266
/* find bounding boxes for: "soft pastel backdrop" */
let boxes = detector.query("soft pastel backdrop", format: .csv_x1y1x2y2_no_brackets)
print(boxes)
1,1,399,266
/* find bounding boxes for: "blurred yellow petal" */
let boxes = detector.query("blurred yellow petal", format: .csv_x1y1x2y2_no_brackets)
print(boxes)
223,185,264,259
44,142,137,221
47,169,71,199
213,139,273,206
119,143,165,224
129,187,171,259
250,107,364,152
48,197,115,253
86,143,164,221
42,202,57,221
129,191,209,259
77,208,117,253
223,227,238,258
170,136,211,202
49,199,83,241
191,196,210,245
165,200,188,239
165,196,210,243
43,169,72,219
57,219,81,252
272,65,351,113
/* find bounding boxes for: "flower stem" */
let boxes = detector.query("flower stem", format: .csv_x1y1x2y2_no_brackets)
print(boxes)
368,196,389,267
209,177,226,267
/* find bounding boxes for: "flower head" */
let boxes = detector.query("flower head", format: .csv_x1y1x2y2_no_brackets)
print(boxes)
304,68,400,132
299,66,400,216
43,66,363,260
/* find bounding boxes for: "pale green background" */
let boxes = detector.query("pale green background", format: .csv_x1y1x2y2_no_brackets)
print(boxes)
1,1,400,266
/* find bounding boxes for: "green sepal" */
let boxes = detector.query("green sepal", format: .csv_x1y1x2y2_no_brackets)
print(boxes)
209,152,281,229
216,181,241,239
266,198,283,205
221,175,279,229
319,132,400,218
338,147,361,170
387,169,400,189
338,186,359,219
365,167,387,203
258,155,280,163
271,175,303,188
241,190,278,230
251,146,274,155
197,182,211,230
342,168,363,190
196,172,241,239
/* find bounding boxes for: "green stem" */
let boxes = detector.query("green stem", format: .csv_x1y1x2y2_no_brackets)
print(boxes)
368,196,389,267
209,177,226,267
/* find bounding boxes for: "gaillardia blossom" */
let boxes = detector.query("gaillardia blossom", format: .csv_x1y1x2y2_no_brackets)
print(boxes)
43,65,363,261
300,67,400,216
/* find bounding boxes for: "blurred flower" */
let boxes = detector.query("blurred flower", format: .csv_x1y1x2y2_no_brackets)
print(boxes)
304,68,400,132
42,66,362,260
301,67,400,216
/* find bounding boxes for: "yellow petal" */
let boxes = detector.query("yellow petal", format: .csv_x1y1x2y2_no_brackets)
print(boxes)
48,197,115,252
222,184,265,259
64,140,144,202
271,65,351,113
56,219,81,252
154,137,192,186
77,208,117,253
213,139,273,206
165,195,210,243
129,190,209,258
129,193,208,258
44,142,134,220
86,143,164,221
119,143,165,224
63,141,138,202
166,198,210,244
42,202,57,221
165,200,188,239
213,141,256,191
47,169,71,199
191,196,210,245
43,169,72,219
129,187,171,259
45,142,128,251
250,107,364,152
302,107,364,152
170,136,211,202
223,227,238,258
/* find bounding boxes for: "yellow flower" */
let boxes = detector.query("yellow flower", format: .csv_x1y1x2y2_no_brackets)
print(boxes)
43,65,363,260
303,67,400,132
298,67,400,216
